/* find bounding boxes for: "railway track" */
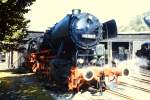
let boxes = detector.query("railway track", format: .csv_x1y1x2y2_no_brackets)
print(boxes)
76,90,136,100
105,90,135,100
140,73,150,77
129,76,150,84
50,75,150,100
120,82,150,93
49,68,150,100
75,73,150,100
50,87,137,100
139,69,150,75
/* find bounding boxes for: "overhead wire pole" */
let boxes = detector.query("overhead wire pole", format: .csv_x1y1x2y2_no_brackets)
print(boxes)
105,23,112,65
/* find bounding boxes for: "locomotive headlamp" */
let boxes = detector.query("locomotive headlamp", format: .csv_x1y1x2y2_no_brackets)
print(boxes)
77,58,84,64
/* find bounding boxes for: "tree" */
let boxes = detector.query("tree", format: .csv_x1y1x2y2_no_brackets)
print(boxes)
0,0,36,68
0,0,36,50
119,11,150,32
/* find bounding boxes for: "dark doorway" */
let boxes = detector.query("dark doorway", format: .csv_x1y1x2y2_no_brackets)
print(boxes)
112,42,129,61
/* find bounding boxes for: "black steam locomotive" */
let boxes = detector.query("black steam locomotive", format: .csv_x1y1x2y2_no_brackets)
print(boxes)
26,9,118,91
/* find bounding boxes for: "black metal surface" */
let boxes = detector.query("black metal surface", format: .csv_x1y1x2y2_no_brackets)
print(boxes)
70,13,103,49
136,42,150,60
40,11,118,52
42,12,104,50
102,19,117,39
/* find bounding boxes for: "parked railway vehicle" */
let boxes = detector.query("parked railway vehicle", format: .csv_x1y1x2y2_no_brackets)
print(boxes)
25,9,125,92
136,42,150,68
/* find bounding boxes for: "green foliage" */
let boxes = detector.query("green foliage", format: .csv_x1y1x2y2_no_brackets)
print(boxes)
119,11,150,32
0,73,54,100
0,0,36,50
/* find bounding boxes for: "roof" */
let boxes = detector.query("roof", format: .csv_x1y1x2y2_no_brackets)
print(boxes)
102,33,150,42
24,31,150,42
23,31,44,41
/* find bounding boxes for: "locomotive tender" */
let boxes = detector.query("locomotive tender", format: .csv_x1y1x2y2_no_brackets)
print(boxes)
26,9,122,92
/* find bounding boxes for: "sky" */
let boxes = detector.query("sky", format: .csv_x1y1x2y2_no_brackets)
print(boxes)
25,0,150,31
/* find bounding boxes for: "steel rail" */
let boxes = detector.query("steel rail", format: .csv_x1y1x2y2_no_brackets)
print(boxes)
120,82,150,93
106,90,135,100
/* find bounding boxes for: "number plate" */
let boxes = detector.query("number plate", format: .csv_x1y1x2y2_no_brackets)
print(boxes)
82,34,96,39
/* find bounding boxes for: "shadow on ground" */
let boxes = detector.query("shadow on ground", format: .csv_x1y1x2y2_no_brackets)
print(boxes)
0,69,54,100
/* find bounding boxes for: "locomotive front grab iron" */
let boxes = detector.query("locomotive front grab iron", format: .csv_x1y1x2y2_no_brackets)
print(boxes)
26,9,124,92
